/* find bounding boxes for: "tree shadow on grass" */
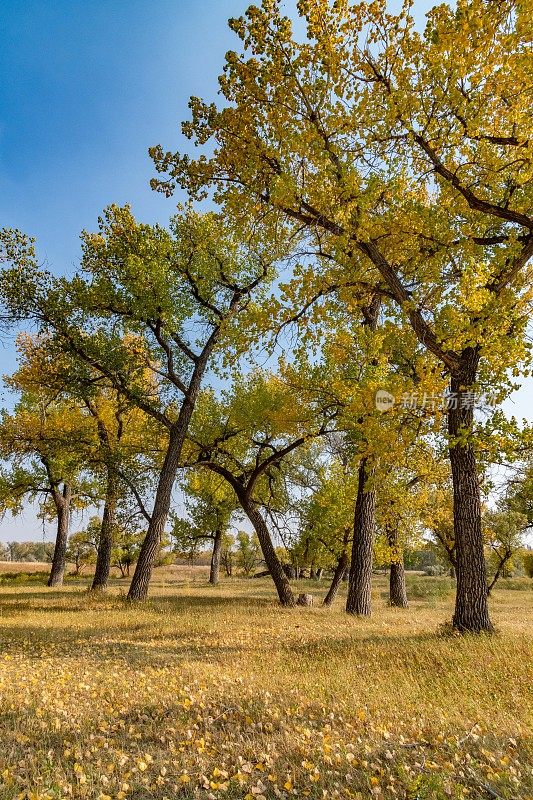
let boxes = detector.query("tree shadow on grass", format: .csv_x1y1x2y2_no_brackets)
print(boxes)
0,587,283,666
0,620,255,666
0,586,276,613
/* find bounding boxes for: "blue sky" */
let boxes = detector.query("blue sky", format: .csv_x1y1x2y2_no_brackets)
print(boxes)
0,1,531,542
0,0,248,540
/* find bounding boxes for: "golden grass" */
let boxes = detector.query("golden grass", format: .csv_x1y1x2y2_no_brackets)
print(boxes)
0,572,531,800
0,562,210,581
0,561,53,574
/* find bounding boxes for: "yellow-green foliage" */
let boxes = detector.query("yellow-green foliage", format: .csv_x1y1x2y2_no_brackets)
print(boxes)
523,551,533,579
0,572,531,799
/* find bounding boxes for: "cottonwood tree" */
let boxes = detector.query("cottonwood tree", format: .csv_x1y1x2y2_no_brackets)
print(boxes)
66,527,98,575
0,208,276,600
185,371,338,606
298,459,357,607
506,454,533,528
483,508,528,591
111,517,146,578
7,333,159,591
276,296,448,615
152,0,533,631
169,517,205,565
179,469,240,584
235,531,263,576
0,395,94,586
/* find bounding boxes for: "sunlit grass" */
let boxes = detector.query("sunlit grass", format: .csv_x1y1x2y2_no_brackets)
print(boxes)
0,570,531,799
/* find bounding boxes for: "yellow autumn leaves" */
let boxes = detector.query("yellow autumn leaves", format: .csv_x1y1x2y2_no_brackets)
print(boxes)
0,580,531,799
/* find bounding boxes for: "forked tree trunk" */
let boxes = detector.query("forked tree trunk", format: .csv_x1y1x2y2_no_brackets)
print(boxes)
323,551,348,607
210,529,223,585
242,498,295,607
448,349,492,633
48,484,72,587
387,525,408,608
128,330,220,601
346,458,376,616
91,469,118,591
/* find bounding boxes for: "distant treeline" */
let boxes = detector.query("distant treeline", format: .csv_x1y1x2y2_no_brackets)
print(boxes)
0,541,54,563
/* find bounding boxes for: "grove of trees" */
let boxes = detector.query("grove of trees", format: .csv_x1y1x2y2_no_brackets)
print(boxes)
1,0,532,632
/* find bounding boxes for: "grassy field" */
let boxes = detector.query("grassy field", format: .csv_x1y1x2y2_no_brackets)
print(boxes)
0,569,531,800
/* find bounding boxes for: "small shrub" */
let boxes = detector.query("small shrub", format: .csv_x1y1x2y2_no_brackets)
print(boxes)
0,571,49,585
406,576,455,600
423,564,447,577
496,577,533,591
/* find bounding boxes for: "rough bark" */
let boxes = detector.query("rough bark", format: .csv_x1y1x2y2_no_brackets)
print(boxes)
127,422,184,600
386,525,408,608
389,561,408,608
47,483,72,587
91,469,118,591
323,551,348,607
241,498,295,607
448,349,493,632
346,458,376,616
209,529,223,585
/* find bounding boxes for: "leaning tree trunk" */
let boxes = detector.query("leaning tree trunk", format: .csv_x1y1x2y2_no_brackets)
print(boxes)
127,423,184,601
323,551,348,607
387,525,408,608
91,469,118,591
209,529,223,585
48,484,72,587
242,498,295,607
127,390,201,602
448,349,492,633
346,458,376,616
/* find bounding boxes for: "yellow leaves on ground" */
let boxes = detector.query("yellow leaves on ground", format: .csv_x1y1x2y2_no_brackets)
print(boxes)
0,576,531,799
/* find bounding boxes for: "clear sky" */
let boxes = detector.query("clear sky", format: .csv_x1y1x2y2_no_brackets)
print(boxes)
0,1,531,542
0,0,250,540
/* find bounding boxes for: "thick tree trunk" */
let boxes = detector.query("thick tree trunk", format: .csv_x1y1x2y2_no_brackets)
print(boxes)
448,349,492,633
91,469,118,591
389,561,408,608
127,394,200,601
346,458,376,616
47,484,71,587
209,529,223,585
386,525,408,608
242,499,295,607
323,551,348,607
127,425,183,601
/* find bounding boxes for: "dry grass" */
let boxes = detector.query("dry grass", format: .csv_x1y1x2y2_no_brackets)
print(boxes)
0,561,53,574
0,562,210,582
0,571,531,800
